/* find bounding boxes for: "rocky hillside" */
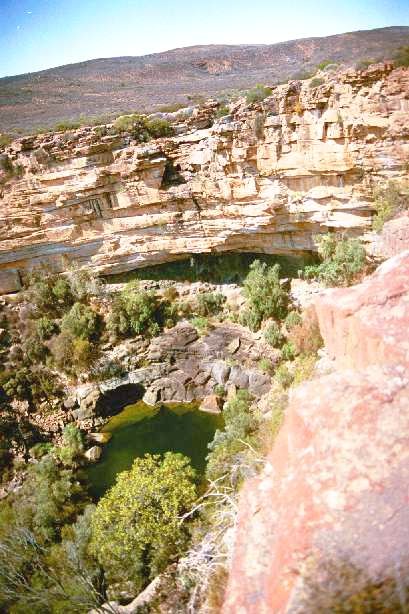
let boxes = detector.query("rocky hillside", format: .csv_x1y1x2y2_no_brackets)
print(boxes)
0,62,408,294
0,26,408,132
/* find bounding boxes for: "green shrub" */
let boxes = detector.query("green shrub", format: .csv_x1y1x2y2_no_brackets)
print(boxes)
54,120,81,132
316,60,335,70
191,315,209,336
309,77,325,89
213,384,226,397
0,134,11,148
36,316,57,341
90,453,196,593
61,302,101,342
258,358,273,373
372,181,409,231
393,45,409,67
281,341,296,361
57,424,84,467
284,310,302,331
241,260,289,330
216,104,230,118
246,84,272,104
196,292,225,317
145,117,173,138
113,114,173,141
303,234,366,286
274,363,293,388
263,322,285,348
29,442,53,460
206,389,258,482
355,58,375,71
107,281,161,339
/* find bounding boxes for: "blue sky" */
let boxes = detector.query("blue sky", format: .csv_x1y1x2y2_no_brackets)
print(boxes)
0,0,408,77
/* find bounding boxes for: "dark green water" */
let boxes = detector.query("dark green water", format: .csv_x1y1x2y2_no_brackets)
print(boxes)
87,401,223,498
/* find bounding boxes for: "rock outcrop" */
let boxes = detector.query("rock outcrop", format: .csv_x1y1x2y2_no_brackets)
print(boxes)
224,251,409,612
1,64,408,294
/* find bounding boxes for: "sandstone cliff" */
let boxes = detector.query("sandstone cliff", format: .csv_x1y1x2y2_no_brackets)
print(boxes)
223,249,409,612
0,63,408,294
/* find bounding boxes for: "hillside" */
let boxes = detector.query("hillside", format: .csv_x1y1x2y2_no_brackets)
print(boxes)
0,25,408,132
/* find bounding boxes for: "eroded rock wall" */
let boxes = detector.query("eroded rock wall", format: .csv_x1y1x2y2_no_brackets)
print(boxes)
1,64,408,293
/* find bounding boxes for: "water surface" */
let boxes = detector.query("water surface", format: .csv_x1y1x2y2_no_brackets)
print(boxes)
87,401,222,498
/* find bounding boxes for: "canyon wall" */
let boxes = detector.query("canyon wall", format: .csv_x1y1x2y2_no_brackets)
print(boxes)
224,249,409,613
0,63,408,294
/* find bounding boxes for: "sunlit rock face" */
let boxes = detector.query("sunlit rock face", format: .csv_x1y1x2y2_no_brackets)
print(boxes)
224,251,409,613
1,63,408,293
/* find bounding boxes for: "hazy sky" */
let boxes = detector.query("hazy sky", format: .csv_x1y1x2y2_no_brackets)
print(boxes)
0,0,408,77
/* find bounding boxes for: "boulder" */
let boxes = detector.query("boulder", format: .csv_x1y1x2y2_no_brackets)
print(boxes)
199,394,222,414
211,361,231,385
224,365,409,613
84,446,102,462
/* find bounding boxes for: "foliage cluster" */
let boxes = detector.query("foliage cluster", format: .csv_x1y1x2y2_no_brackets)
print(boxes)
372,181,409,231
90,452,197,594
240,260,289,331
246,84,272,104
113,114,173,140
303,234,367,286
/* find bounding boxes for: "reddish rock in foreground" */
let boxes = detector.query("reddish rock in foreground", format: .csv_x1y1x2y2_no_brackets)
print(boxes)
224,366,409,613
315,249,409,370
224,252,409,613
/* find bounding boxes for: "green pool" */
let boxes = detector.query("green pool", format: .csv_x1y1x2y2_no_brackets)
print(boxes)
87,401,223,498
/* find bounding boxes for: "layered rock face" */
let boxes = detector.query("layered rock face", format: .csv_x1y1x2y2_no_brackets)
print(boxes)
224,251,409,613
1,64,408,293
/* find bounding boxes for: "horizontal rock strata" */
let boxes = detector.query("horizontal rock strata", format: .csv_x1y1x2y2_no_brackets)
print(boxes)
1,64,408,293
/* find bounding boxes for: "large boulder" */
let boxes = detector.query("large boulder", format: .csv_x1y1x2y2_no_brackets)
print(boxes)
224,365,409,613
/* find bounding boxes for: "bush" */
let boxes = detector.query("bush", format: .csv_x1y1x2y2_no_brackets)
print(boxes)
36,316,57,341
54,120,81,132
113,114,173,141
287,307,323,355
246,84,272,104
258,358,273,373
263,322,285,348
61,302,101,342
107,281,161,339
26,271,74,316
191,316,209,336
216,104,230,118
372,181,409,231
146,117,173,138
303,234,367,286
56,424,84,467
90,453,197,593
284,310,302,331
281,341,296,361
196,292,225,317
274,363,293,388
316,60,335,71
309,77,325,89
0,134,11,148
393,45,409,68
206,390,259,482
241,260,289,330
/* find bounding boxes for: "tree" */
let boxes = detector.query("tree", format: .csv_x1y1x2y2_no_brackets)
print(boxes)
303,234,367,286
206,390,259,482
107,281,162,339
90,453,197,593
60,302,101,342
240,260,289,330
